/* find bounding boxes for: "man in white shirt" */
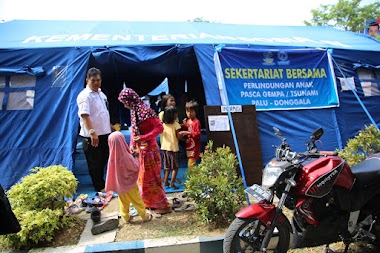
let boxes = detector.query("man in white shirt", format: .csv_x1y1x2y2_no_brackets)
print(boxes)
77,67,112,192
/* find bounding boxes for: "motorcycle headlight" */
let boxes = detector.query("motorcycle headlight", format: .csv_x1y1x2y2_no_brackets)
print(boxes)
262,161,285,190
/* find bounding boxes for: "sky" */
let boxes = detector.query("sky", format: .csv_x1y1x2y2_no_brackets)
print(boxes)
0,0,338,25
0,0,376,26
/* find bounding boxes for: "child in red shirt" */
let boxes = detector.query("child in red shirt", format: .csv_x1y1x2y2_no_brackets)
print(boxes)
182,100,201,169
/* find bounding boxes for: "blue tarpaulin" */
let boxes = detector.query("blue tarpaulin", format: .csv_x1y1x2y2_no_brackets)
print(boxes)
148,78,169,96
0,20,380,189
1,20,380,51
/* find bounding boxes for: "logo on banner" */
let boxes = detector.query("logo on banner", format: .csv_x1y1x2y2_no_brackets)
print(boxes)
262,52,275,66
277,51,290,66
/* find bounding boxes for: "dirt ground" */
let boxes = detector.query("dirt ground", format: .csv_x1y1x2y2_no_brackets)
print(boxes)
103,194,378,252
0,216,86,251
1,193,378,252
37,216,87,248
102,193,227,242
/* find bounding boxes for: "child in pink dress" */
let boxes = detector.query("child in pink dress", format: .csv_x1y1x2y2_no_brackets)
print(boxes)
105,131,152,223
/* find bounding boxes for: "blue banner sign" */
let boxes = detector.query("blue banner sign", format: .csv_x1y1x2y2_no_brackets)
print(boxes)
217,48,339,110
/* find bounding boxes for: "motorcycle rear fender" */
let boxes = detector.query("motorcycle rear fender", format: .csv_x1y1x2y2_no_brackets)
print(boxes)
236,201,288,226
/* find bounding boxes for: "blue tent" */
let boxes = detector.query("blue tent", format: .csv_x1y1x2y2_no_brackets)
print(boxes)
1,20,380,189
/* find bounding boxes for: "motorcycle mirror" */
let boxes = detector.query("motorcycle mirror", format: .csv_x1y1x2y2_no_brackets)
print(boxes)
273,127,283,136
311,128,324,140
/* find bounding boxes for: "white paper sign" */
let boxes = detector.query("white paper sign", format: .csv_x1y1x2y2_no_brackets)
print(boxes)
338,77,356,91
208,115,230,131
221,105,242,113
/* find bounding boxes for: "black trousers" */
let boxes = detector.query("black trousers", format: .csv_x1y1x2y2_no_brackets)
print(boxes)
82,134,109,192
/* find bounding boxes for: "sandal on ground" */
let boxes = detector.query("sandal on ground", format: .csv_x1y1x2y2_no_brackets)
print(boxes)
177,192,189,202
143,213,153,222
154,207,172,215
149,210,162,218
97,191,115,210
174,203,196,212
83,197,104,206
74,194,88,206
64,204,84,216
172,198,184,209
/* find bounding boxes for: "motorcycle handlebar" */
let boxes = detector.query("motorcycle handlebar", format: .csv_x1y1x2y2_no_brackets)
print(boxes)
319,151,338,156
295,151,338,160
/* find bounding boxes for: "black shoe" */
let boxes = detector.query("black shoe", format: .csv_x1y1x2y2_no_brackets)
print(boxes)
91,207,101,223
91,218,119,235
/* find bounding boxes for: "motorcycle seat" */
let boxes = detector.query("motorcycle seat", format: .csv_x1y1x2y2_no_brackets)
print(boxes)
350,153,380,188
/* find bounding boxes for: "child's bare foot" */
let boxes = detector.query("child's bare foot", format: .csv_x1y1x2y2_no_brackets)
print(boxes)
169,184,179,190
174,179,181,184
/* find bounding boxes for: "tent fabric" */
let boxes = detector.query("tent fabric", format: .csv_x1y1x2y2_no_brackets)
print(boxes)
0,66,45,76
1,20,380,51
0,47,91,189
0,20,380,189
147,78,169,96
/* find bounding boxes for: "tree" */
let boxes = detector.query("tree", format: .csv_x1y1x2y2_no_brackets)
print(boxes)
305,0,380,32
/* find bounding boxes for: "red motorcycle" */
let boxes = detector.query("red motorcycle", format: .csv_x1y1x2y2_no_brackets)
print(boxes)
223,127,380,253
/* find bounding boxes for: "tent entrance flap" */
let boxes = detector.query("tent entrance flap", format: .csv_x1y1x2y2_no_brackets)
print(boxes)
87,45,206,127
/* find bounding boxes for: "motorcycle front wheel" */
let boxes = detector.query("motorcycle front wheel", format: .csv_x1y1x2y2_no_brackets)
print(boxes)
223,217,290,253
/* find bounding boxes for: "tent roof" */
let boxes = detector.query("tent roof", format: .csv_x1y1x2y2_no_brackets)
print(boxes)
1,20,380,51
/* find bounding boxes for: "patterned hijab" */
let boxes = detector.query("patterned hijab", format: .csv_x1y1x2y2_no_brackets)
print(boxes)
118,88,157,136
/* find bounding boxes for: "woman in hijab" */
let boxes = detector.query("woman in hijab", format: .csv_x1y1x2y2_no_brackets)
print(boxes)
118,88,171,215
105,131,152,222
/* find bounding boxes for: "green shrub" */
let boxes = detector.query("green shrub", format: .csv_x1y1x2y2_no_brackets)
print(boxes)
1,165,78,249
338,124,380,166
184,140,245,226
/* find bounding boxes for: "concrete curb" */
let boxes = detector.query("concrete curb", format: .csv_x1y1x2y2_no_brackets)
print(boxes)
23,236,224,253
85,236,224,253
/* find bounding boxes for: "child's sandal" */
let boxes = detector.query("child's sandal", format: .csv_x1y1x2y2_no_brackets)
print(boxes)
143,213,153,222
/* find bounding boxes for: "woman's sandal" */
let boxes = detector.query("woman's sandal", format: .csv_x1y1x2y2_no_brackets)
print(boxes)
174,203,196,212
172,198,184,209
177,192,189,202
153,206,172,215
